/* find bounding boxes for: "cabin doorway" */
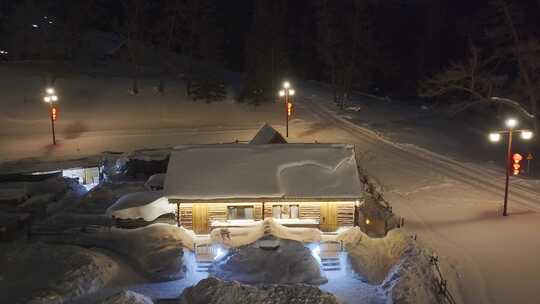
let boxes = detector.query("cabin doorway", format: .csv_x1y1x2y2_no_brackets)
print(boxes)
192,203,209,234
320,202,337,232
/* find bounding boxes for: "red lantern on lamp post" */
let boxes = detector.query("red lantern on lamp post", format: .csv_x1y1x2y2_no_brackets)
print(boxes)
489,118,534,216
43,87,59,145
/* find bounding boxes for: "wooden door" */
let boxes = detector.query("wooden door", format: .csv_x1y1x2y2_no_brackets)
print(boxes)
320,202,338,232
192,203,209,234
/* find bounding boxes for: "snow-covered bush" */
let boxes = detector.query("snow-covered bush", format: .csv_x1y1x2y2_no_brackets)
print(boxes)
179,277,340,304
97,290,154,304
211,237,327,285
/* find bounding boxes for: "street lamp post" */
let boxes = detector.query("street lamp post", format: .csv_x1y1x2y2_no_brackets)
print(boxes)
489,118,533,216
43,87,59,145
279,81,295,137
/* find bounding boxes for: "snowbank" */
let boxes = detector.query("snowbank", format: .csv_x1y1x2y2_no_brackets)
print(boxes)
379,243,441,304
165,144,362,200
179,277,340,304
0,242,118,304
73,181,147,213
0,176,82,209
97,290,154,304
72,223,187,281
210,218,321,247
338,227,441,304
107,191,175,221
338,227,409,284
212,237,327,285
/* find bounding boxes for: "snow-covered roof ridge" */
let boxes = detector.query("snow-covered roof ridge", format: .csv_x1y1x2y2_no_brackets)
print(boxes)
249,123,287,145
165,143,363,200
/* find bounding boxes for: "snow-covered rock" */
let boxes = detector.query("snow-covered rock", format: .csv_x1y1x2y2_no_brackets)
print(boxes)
179,277,340,304
107,191,174,221
0,242,118,304
97,290,154,304
211,237,327,285
72,223,186,281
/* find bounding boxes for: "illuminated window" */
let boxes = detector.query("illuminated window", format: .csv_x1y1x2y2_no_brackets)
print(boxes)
227,206,254,220
272,204,299,219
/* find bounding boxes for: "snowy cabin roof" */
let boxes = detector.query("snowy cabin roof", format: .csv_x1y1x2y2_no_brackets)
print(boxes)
249,123,287,145
164,144,363,200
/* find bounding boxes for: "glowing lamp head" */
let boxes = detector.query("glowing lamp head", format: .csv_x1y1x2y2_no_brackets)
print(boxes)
505,118,518,129
51,95,58,102
46,87,55,94
289,89,295,96
521,131,533,140
283,81,290,89
43,96,51,103
279,90,285,97
489,133,501,142
365,218,371,225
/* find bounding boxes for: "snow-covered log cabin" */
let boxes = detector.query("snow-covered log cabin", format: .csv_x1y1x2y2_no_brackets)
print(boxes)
164,144,363,234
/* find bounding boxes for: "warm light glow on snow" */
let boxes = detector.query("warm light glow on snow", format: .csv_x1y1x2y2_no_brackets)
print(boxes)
521,131,533,140
505,118,518,129
489,133,501,142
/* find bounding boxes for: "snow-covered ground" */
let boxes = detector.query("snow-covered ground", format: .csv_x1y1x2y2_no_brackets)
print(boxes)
2,65,540,303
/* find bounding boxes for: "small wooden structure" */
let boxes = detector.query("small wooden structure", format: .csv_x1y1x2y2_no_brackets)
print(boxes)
164,144,363,234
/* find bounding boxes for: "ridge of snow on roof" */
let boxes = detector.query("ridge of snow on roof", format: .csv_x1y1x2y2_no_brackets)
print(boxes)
164,144,363,200
249,123,287,144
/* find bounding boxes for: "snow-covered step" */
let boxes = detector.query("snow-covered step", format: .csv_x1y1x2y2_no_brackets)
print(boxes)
196,260,213,272
320,257,341,271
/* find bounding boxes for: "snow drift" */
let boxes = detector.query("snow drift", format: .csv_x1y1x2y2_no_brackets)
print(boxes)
338,227,442,304
107,191,175,221
73,181,147,213
179,277,339,304
210,218,322,247
72,223,187,281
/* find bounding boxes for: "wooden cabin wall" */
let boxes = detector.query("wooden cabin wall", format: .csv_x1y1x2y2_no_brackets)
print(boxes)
336,202,355,227
179,205,192,230
263,202,321,221
173,200,354,234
